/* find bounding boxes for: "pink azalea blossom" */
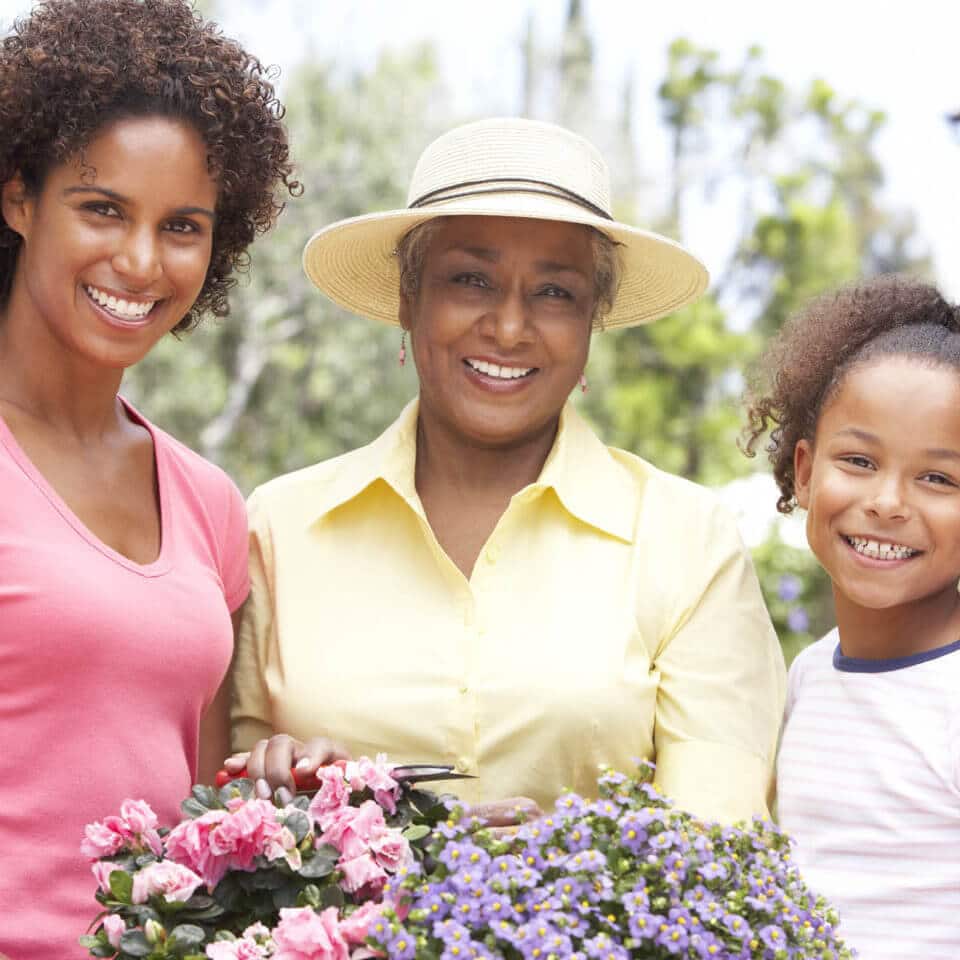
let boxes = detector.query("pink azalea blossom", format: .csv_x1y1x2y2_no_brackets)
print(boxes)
271,907,349,960
91,860,122,894
368,826,412,873
344,756,401,815
102,914,125,949
81,800,163,859
338,900,386,945
131,860,204,904
319,801,386,860
338,853,387,897
165,809,231,889
166,799,299,890
307,767,352,829
205,939,269,960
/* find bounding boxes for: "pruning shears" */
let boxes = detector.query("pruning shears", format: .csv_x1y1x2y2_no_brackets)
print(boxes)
214,761,475,791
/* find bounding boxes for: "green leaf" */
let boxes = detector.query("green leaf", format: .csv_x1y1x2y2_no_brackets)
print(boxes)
189,784,221,810
298,844,339,879
118,930,153,958
318,883,345,910
284,810,312,844
218,778,255,806
180,798,209,820
168,924,206,952
297,883,322,909
402,824,431,842
109,870,134,904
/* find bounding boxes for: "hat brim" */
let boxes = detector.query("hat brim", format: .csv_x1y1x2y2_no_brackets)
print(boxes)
301,192,709,329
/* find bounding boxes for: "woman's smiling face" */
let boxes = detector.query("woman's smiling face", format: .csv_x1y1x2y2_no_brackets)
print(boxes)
794,356,960,618
399,215,595,450
1,114,218,370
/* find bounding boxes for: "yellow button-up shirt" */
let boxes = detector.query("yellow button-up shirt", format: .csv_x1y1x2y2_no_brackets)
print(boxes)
233,400,785,823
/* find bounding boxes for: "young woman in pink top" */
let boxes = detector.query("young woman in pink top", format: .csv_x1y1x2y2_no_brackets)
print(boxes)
0,1,297,955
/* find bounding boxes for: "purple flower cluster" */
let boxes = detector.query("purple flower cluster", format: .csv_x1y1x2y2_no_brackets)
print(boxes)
370,763,853,960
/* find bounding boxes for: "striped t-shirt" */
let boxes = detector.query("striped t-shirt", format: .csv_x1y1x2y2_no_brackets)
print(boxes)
777,631,960,960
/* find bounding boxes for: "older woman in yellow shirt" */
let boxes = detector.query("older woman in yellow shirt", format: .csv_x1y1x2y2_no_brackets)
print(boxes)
231,118,786,824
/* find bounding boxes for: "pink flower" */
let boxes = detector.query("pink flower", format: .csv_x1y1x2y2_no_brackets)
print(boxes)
81,800,163,859
102,914,125,949
338,853,387,897
210,799,290,872
81,821,126,859
271,907,349,960
205,940,268,960
345,756,401,815
167,799,298,890
338,900,386,945
165,809,230,889
307,767,352,829
319,801,385,860
91,860,122,894
131,860,203,904
368,826,412,873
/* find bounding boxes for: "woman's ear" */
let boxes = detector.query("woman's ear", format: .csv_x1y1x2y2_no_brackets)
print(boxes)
1,174,32,240
794,439,814,510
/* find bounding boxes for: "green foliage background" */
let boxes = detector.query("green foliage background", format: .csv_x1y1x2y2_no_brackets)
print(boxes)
123,5,930,660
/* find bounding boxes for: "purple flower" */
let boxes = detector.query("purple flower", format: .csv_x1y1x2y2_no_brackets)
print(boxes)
787,605,810,632
777,573,802,601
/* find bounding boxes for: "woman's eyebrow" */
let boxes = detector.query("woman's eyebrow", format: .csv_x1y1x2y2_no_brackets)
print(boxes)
61,184,215,221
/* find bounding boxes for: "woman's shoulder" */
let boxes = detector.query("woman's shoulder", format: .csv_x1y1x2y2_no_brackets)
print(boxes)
606,442,739,527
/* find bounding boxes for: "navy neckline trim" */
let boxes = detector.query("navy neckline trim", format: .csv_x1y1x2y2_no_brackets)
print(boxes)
833,636,960,673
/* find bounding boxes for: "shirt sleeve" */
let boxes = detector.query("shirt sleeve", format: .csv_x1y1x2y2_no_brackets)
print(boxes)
230,489,278,751
651,499,786,824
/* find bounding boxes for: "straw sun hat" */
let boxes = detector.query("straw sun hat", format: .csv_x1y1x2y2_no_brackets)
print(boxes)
302,117,708,330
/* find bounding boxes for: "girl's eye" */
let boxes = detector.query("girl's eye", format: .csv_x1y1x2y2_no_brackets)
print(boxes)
841,454,874,469
921,471,957,487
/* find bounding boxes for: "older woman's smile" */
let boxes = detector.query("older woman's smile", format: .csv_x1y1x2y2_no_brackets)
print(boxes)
464,357,535,380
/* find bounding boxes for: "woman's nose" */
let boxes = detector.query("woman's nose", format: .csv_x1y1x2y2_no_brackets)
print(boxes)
486,289,532,348
111,227,162,285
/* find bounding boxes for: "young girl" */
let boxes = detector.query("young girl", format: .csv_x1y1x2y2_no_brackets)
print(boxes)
743,276,960,960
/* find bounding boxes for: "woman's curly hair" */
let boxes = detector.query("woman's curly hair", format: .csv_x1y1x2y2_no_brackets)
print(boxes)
0,0,301,330
742,275,960,513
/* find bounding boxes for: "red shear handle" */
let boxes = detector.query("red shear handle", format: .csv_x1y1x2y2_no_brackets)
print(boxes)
214,760,348,790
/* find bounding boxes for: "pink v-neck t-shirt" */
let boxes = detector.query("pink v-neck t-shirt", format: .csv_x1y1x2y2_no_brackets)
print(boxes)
0,400,249,959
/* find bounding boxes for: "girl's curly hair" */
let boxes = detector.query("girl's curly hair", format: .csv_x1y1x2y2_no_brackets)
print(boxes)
0,0,301,331
742,275,960,513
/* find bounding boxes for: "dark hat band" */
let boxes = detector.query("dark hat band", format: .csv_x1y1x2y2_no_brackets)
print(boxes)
409,178,613,221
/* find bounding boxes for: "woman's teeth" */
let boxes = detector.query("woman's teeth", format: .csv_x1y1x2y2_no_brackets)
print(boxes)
466,358,533,380
86,285,156,320
845,536,918,560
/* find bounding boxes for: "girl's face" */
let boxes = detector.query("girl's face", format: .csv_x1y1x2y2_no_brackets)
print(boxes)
1,115,217,371
399,215,594,450
794,356,960,617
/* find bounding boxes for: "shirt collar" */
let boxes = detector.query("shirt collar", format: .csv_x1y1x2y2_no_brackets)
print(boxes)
308,398,640,543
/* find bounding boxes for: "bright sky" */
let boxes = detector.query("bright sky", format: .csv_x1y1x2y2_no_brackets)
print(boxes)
2,0,956,298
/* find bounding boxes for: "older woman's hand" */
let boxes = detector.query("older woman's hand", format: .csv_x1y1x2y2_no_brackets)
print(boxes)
465,797,543,836
223,735,349,805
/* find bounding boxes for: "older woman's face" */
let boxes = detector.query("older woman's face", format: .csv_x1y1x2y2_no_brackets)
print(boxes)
399,215,594,449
